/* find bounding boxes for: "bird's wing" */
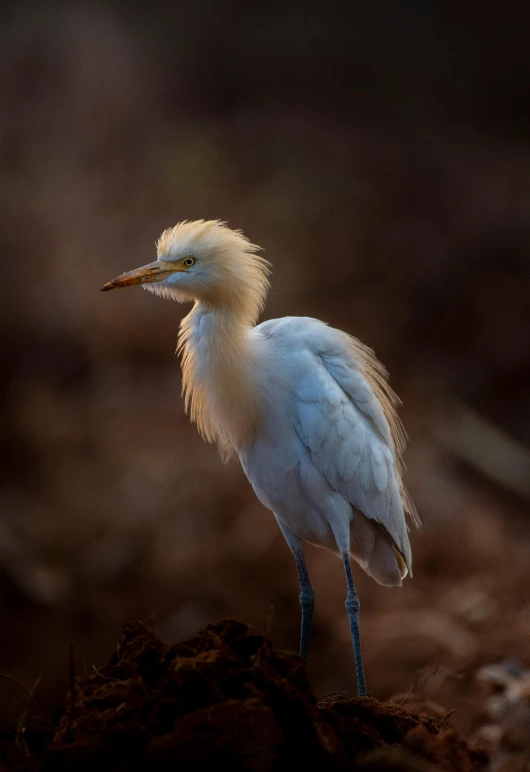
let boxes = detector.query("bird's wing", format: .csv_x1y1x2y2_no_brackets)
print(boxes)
258,317,417,570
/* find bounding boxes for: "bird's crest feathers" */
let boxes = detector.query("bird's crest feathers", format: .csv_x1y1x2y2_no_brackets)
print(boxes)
157,219,263,259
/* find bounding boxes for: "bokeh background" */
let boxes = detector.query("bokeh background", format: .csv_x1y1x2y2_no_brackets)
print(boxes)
1,0,530,736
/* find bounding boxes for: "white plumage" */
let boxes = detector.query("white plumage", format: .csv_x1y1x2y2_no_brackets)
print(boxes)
242,316,412,586
102,219,418,695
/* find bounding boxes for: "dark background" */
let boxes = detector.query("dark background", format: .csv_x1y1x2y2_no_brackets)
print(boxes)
1,0,530,734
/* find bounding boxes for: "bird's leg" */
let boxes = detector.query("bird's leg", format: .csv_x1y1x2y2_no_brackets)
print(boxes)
342,554,367,696
292,547,314,659
275,518,314,659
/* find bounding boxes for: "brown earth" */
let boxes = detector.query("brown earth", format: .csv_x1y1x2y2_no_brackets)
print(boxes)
2,620,489,772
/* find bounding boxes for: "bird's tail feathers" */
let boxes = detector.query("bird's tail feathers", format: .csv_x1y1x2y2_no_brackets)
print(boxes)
350,516,409,587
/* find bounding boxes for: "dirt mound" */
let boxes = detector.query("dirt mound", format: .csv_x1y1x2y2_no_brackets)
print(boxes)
6,620,488,771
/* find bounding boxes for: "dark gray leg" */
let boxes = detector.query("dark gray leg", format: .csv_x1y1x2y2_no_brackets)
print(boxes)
343,554,367,696
292,547,314,659
275,517,314,659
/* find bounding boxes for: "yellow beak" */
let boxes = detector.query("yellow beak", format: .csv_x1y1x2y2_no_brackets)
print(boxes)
101,261,179,291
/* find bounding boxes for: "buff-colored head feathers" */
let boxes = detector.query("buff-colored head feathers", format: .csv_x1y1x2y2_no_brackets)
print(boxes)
150,220,271,324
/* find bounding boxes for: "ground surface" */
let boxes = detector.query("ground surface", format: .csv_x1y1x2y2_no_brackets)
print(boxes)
1,620,489,772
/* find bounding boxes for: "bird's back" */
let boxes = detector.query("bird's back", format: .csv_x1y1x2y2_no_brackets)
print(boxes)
239,316,417,586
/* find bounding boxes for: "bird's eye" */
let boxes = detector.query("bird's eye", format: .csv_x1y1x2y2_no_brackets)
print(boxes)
183,257,196,267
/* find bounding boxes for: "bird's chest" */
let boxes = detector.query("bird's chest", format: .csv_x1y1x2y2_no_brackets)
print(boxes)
183,318,263,451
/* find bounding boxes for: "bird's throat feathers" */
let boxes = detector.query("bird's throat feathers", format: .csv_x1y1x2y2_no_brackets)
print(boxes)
178,304,265,458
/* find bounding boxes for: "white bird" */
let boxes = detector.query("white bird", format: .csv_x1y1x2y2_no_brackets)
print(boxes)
101,220,419,695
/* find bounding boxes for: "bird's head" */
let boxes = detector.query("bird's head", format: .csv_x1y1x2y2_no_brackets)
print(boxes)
101,220,270,322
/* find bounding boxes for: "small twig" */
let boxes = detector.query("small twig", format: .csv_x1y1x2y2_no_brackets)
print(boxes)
417,663,442,693
0,670,54,755
15,676,41,752
0,671,42,710
90,664,123,683
396,682,416,706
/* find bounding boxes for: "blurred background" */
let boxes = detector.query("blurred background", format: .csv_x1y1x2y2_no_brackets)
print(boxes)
1,0,530,736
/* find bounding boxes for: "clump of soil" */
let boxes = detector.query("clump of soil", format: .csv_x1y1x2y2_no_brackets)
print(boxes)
7,620,488,771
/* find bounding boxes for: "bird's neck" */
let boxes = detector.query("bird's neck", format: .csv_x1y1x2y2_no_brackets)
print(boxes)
178,302,264,458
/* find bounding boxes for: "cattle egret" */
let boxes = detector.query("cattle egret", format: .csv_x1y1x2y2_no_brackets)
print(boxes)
102,220,419,695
